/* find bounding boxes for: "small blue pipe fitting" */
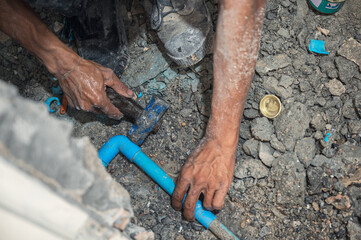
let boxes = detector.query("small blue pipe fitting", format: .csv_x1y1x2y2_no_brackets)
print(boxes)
45,97,60,113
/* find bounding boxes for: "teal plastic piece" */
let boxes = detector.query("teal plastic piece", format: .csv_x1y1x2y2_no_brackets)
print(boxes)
309,39,329,55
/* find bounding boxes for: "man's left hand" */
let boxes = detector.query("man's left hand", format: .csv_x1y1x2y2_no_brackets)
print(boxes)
172,136,236,221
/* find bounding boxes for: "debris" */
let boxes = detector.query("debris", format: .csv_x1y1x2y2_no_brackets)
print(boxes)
255,54,291,74
309,39,329,55
354,93,361,118
312,202,319,211
324,133,331,142
311,155,328,167
338,38,361,71
122,44,169,87
243,139,260,158
137,92,143,98
294,137,316,168
53,21,64,33
263,77,292,99
341,168,361,187
325,79,346,96
317,27,330,36
251,117,275,142
274,103,311,151
325,194,351,210
234,158,269,179
258,142,275,167
347,221,361,240
271,153,306,205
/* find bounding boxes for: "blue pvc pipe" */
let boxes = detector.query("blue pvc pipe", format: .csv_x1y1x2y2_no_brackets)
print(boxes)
98,136,238,238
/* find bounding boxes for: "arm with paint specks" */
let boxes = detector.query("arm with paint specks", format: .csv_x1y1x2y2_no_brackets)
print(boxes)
0,0,134,118
172,0,266,221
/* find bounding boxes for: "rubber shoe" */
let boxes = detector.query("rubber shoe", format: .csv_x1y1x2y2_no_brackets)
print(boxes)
146,0,213,67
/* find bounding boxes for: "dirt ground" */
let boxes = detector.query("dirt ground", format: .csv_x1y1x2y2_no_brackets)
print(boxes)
1,0,361,239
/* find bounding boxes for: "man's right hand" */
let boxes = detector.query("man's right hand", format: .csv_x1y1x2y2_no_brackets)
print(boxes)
0,0,134,120
58,57,134,120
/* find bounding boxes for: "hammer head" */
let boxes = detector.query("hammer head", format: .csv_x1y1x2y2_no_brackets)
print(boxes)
127,97,168,145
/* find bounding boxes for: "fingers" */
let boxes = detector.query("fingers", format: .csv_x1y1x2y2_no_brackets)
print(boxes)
172,179,190,211
212,188,227,210
104,70,134,98
183,186,203,221
97,96,124,120
203,189,216,211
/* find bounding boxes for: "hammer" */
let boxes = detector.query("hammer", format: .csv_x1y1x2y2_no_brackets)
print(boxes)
106,87,168,145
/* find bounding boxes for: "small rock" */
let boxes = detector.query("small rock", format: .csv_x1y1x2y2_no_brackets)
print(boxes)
342,99,358,119
234,158,269,179
122,45,169,87
338,38,361,71
325,194,351,210
256,54,291,74
312,202,319,211
53,21,64,33
263,77,292,99
348,120,361,134
311,154,328,167
310,113,326,131
274,103,311,151
259,226,271,237
180,108,192,117
271,153,306,205
279,75,293,88
243,139,259,158
163,68,178,80
277,28,290,38
294,137,316,168
354,93,361,118
244,108,259,119
335,57,358,83
258,142,275,167
270,134,286,152
325,79,346,96
251,117,274,141
347,221,361,240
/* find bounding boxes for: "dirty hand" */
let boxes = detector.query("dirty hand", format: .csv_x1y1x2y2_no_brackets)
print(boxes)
58,57,134,119
172,136,236,221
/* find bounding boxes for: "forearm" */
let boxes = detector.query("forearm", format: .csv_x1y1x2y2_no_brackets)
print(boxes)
0,0,79,76
207,0,266,147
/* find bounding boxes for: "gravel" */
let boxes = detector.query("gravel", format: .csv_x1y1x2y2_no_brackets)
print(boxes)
1,0,361,239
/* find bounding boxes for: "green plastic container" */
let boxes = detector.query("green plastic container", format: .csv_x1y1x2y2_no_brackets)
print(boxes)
308,0,346,14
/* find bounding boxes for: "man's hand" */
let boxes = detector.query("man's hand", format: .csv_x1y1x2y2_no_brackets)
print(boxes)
172,0,266,221
58,58,133,119
0,0,133,119
172,136,236,221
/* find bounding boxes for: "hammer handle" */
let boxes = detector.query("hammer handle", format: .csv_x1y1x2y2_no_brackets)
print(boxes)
106,87,143,122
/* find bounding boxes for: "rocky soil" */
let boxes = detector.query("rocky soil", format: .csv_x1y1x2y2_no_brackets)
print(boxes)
1,0,361,239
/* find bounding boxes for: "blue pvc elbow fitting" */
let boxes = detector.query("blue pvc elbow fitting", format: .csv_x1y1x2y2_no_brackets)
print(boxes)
98,135,238,239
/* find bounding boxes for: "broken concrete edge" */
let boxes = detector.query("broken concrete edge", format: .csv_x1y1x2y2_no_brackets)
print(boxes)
0,156,128,240
0,80,153,239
